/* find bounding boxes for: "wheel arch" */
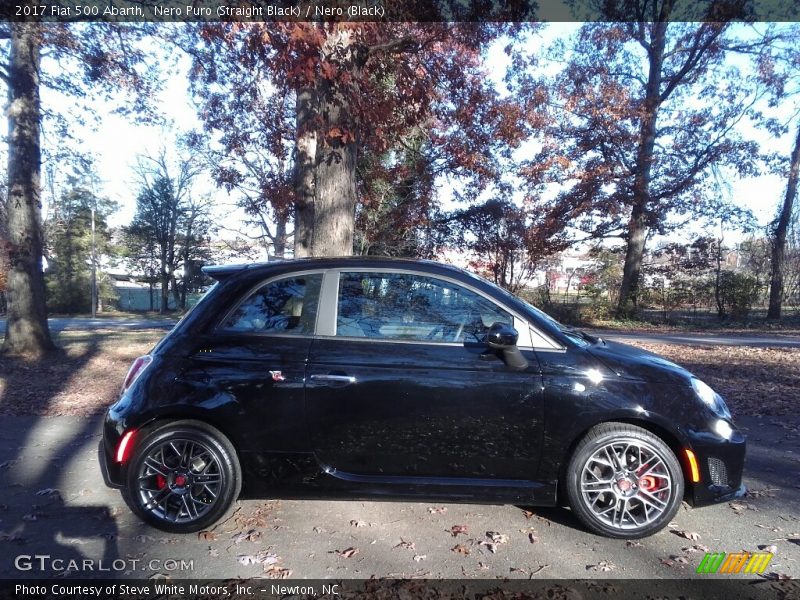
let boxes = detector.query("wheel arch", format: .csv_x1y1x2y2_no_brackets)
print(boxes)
125,412,244,470
557,416,692,502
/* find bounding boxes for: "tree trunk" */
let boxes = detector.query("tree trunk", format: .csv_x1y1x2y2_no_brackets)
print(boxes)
2,23,56,356
160,270,169,313
274,214,288,258
617,207,649,315
170,273,180,311
767,123,800,320
311,26,358,257
616,22,667,316
293,85,316,258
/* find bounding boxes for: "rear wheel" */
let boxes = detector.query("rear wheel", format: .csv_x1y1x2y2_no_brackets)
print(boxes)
565,422,683,538
122,420,241,533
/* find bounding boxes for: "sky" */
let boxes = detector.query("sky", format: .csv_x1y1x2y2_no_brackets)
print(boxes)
9,22,798,259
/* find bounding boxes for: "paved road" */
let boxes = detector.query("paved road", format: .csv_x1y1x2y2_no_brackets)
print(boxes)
0,317,177,333
0,414,797,580
588,330,800,348
1,317,800,347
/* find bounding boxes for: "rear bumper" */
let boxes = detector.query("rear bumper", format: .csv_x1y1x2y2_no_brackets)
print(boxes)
98,432,124,489
687,429,747,507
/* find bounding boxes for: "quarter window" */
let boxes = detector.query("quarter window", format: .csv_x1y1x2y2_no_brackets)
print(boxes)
221,274,322,335
336,272,512,343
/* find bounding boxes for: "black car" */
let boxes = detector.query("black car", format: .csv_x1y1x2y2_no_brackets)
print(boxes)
100,257,745,538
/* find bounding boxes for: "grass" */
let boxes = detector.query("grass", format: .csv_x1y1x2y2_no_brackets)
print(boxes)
0,330,797,419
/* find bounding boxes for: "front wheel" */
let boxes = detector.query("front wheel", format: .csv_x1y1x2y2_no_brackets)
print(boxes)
122,420,241,533
565,422,684,538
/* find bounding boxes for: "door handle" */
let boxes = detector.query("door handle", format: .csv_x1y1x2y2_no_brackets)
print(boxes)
309,374,357,385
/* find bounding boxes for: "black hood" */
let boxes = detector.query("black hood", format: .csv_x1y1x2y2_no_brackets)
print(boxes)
588,339,694,385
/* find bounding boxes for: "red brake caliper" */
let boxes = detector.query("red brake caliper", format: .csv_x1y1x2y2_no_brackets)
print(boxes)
156,474,167,490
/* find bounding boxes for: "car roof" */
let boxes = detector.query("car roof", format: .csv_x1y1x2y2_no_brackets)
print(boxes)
202,256,470,282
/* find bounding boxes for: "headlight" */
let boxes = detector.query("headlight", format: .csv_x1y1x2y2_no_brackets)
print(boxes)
713,419,734,441
691,378,731,419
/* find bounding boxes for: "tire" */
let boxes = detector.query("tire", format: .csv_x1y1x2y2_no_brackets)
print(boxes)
122,420,241,534
565,422,684,539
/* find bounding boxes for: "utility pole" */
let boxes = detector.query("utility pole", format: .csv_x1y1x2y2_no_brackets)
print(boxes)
91,202,97,318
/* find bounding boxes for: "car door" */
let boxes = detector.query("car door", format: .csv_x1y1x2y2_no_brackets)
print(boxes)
178,272,323,454
305,269,544,481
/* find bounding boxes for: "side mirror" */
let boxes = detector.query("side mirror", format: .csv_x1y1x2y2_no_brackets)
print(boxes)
487,322,519,349
486,322,528,371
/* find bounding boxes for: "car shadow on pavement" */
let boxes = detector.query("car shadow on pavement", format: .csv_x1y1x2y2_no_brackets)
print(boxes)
0,339,123,579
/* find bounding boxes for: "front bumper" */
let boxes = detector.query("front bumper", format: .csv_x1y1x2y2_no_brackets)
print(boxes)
686,428,747,507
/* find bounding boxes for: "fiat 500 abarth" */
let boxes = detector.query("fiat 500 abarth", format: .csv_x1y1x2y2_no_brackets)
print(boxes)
100,257,745,538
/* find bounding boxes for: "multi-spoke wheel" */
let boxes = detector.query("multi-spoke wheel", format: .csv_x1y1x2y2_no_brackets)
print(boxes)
123,421,241,533
565,422,683,538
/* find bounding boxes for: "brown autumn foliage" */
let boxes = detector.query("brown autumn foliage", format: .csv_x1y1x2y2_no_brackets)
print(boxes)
185,22,531,257
510,15,767,313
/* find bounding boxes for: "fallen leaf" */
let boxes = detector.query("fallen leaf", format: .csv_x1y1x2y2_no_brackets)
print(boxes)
587,560,615,572
451,544,471,555
231,529,262,544
134,534,156,543
487,531,509,544
449,525,469,537
335,547,359,559
350,519,366,528
428,506,447,514
198,531,217,541
682,544,710,553
413,554,426,562
528,532,539,544
479,541,498,553
264,565,292,578
758,544,778,554
673,529,701,541
626,540,643,548
747,488,778,498
394,538,415,551
237,551,278,566
35,488,62,500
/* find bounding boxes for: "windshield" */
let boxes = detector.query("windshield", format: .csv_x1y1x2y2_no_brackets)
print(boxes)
492,286,600,346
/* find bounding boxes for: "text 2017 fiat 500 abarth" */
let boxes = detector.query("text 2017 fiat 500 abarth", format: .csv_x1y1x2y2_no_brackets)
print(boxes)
100,257,745,538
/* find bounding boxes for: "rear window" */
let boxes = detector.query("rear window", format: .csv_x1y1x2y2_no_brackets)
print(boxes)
220,274,323,335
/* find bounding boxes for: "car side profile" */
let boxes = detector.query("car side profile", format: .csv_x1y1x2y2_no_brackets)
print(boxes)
100,257,745,538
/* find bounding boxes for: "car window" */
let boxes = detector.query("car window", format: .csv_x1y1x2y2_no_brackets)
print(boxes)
336,272,512,343
221,274,322,335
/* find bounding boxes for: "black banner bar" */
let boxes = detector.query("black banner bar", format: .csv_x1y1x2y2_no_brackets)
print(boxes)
2,578,800,600
1,0,799,23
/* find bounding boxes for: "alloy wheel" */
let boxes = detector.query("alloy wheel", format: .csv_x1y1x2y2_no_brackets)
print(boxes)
135,438,223,524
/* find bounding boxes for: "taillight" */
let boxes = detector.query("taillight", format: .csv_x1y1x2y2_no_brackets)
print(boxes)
122,355,152,393
116,430,136,464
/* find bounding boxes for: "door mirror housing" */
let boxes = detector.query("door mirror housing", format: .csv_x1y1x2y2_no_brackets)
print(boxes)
487,322,519,349
486,322,528,371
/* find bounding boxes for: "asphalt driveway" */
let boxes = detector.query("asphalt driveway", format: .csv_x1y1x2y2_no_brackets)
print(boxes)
0,414,797,580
